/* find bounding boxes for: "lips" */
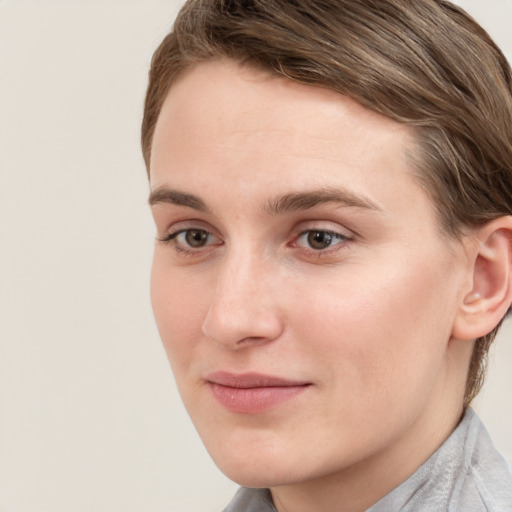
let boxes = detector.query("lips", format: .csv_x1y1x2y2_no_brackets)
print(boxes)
205,371,311,414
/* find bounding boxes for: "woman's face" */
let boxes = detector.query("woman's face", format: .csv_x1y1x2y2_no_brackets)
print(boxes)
149,60,470,492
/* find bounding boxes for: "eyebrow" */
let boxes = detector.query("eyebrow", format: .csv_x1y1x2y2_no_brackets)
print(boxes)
263,187,381,215
148,186,381,215
148,187,211,212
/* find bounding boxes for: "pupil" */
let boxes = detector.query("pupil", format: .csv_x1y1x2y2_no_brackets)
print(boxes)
186,230,208,247
308,231,332,250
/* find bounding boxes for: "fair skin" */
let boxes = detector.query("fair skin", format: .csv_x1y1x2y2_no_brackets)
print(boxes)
148,59,512,512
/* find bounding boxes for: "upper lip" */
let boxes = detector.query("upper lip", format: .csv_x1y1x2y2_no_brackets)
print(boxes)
205,371,311,389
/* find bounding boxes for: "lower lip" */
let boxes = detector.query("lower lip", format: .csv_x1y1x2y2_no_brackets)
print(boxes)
208,383,310,414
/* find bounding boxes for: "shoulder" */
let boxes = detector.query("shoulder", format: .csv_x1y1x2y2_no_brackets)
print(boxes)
222,487,276,512
370,409,512,512
453,409,512,511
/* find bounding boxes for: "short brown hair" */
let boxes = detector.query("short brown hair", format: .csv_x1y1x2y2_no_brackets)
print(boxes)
142,0,512,406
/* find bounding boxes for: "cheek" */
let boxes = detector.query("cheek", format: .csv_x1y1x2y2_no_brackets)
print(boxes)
288,255,456,404
150,259,208,371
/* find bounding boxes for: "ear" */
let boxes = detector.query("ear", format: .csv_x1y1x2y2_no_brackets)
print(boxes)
452,216,512,341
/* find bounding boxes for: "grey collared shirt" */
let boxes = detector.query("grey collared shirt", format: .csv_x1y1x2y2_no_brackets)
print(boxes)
222,409,512,511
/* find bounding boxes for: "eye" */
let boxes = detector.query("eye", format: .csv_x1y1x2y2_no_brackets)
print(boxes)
295,229,348,251
159,228,221,253
178,229,211,248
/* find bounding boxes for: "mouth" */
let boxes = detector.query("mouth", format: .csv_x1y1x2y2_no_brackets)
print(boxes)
204,371,312,414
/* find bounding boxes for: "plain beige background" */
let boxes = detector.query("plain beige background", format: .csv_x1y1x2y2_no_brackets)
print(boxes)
0,1,510,511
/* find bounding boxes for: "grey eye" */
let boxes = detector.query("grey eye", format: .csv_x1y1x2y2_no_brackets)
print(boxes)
295,229,348,251
184,229,210,247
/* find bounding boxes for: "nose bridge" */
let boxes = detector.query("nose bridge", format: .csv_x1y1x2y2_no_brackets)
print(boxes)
220,246,265,306
202,244,283,348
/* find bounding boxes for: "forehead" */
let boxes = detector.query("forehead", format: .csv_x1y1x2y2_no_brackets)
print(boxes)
153,59,411,162
150,59,430,221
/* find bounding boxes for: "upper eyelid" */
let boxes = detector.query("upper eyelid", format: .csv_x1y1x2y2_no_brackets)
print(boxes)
157,218,355,241
160,219,218,236
292,219,355,238
297,226,350,236
293,229,351,248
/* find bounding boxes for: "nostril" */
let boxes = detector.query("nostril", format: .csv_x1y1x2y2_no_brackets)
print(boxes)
236,336,272,348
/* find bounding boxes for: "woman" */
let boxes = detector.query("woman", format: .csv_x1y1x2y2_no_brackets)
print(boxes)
142,1,512,510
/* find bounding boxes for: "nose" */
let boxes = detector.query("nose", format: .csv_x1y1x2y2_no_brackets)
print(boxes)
201,251,284,349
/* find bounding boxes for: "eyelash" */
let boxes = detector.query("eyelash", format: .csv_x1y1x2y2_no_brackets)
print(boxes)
157,227,353,258
157,229,219,256
293,229,351,257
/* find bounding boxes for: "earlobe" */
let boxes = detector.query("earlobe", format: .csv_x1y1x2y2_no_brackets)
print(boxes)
452,216,512,341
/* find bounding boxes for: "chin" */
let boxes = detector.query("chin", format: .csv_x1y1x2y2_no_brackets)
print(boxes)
224,470,279,489
215,457,304,489
204,434,331,489
207,444,281,486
